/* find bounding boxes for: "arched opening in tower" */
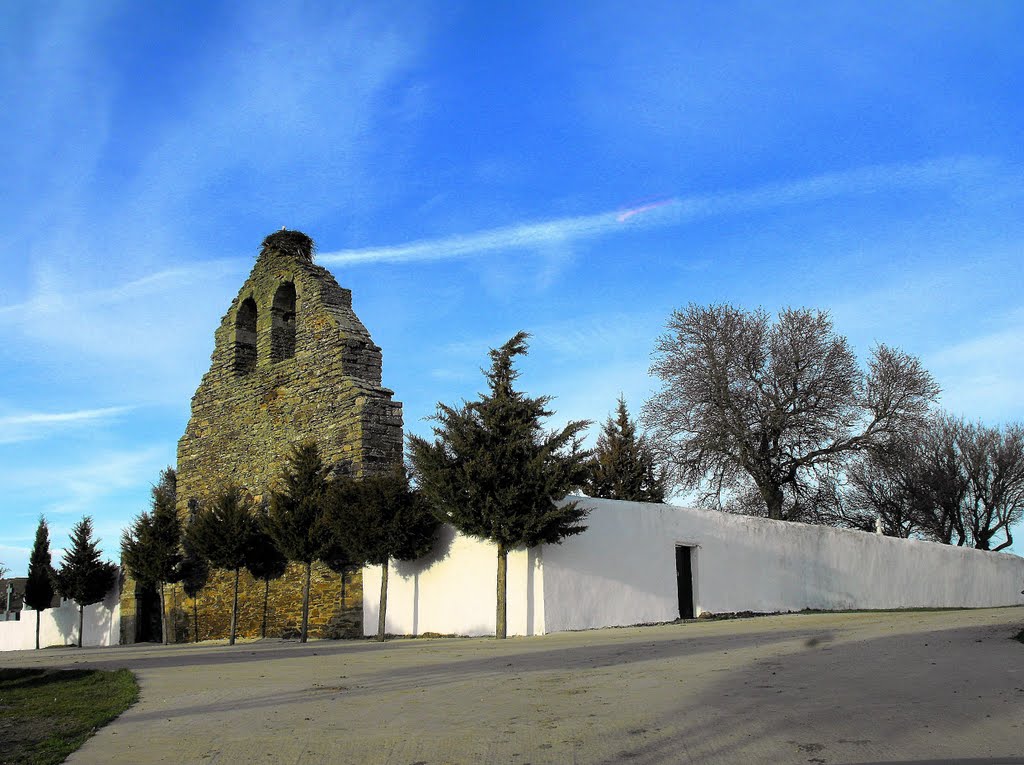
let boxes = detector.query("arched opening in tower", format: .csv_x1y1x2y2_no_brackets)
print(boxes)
234,297,258,374
271,282,297,362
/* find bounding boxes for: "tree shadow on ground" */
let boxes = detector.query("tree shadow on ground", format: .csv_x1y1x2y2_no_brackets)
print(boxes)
591,622,1024,765
0,667,96,691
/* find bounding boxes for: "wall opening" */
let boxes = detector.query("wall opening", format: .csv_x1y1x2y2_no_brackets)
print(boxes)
234,297,258,374
271,282,297,362
675,545,695,620
134,581,162,643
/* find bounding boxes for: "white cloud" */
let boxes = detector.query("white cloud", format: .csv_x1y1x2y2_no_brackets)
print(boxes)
0,406,132,445
0,259,246,322
0,444,170,571
0,446,165,517
1,4,432,408
926,322,1024,422
319,156,996,266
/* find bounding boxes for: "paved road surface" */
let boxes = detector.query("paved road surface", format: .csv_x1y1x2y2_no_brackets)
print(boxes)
2,608,1023,764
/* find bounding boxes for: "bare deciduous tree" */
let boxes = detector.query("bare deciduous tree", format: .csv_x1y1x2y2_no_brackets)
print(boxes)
906,415,969,545
831,415,964,541
827,413,1022,552
642,304,939,521
833,439,924,538
958,421,1024,551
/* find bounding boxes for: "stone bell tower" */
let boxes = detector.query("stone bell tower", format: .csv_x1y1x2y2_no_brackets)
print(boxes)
176,229,403,501
122,230,403,643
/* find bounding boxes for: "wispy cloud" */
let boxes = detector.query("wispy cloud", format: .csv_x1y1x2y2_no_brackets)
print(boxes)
0,260,246,321
320,156,996,266
926,319,1024,422
0,444,167,572
0,406,132,445
0,446,164,516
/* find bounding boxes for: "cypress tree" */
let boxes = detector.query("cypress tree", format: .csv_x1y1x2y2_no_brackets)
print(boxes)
178,516,210,643
264,442,333,643
185,486,256,646
245,524,288,639
586,396,667,502
24,517,56,650
121,468,182,644
327,468,438,641
55,517,119,648
409,332,591,639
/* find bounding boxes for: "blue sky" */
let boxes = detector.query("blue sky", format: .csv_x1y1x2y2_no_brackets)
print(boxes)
3,1,1024,573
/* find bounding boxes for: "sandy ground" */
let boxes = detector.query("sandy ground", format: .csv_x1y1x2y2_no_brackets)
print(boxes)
2,607,1023,765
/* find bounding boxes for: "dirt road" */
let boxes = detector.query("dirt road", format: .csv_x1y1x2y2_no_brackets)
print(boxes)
3,607,1023,764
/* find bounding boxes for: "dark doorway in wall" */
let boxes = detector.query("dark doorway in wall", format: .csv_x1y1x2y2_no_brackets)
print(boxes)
675,545,694,620
135,582,162,643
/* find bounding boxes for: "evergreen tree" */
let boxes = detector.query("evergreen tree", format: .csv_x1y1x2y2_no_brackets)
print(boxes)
264,442,333,643
178,514,210,643
121,468,182,644
185,486,256,646
245,523,288,639
586,396,667,503
24,517,56,650
409,332,591,639
319,530,359,628
327,468,439,641
55,517,119,648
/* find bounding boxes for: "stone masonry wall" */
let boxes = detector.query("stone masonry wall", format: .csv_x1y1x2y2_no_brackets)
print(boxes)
122,232,402,642
165,562,363,642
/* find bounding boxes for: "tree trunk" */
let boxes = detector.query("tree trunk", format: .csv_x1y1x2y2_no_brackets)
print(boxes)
300,561,311,643
377,559,389,642
496,543,507,639
229,568,240,646
764,484,785,521
193,597,199,643
159,582,168,645
35,609,40,650
78,604,84,648
261,579,269,639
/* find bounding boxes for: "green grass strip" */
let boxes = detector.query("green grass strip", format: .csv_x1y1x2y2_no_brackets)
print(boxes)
0,667,138,765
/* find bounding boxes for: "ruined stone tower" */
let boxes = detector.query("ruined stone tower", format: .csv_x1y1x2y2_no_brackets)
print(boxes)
122,230,403,642
177,230,403,498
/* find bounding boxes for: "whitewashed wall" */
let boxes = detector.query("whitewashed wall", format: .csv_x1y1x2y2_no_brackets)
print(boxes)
363,524,545,637
0,585,121,651
366,498,1024,637
542,498,1024,632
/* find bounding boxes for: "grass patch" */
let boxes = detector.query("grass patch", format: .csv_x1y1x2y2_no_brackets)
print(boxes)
0,667,138,765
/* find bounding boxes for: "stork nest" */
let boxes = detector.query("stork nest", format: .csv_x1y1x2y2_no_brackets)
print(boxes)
261,229,315,262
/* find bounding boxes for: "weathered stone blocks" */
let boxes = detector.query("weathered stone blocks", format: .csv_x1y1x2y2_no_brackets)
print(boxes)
122,231,402,643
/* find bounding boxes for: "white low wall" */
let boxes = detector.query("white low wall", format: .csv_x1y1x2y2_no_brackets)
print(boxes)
0,586,121,651
542,498,1024,632
365,497,1024,637
363,524,545,637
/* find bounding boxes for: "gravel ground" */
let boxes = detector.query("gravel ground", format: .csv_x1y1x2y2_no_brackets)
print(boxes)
2,607,1023,765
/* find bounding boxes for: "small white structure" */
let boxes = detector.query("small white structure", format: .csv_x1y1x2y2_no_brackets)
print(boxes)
0,582,121,651
364,497,1024,637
